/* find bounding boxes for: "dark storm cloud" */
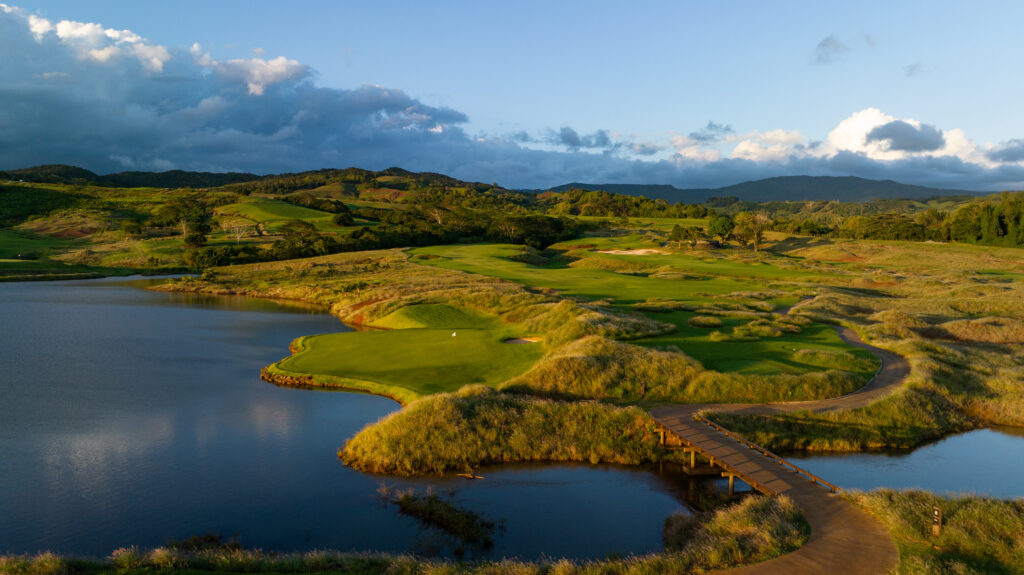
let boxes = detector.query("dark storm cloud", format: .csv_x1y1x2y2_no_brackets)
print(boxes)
987,140,1024,163
866,120,945,152
813,35,849,64
688,121,734,143
548,126,613,149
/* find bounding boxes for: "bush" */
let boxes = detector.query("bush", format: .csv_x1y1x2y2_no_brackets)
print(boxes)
688,315,724,328
109,547,144,571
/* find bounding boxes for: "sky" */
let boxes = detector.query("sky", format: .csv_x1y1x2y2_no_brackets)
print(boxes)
3,1,1024,190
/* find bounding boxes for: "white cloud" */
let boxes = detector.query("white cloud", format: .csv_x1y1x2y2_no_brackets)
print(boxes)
729,129,805,162
212,56,308,95
129,42,171,72
824,107,984,164
27,14,51,40
669,134,721,162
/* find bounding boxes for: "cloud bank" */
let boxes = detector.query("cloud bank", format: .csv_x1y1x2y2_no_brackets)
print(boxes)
2,5,1024,191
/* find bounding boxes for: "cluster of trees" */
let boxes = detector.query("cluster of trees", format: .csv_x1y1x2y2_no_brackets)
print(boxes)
537,189,709,219
283,192,352,214
150,197,214,247
667,213,773,252
187,208,585,267
788,193,1024,246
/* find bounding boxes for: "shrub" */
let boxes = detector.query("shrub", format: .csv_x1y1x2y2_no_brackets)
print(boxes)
109,547,144,571
687,315,724,328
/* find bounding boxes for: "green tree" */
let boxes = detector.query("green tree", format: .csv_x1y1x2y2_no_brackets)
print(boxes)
668,224,686,249
733,212,771,252
707,215,734,242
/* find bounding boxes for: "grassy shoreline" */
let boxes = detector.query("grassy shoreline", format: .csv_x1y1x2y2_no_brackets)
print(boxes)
0,495,809,575
6,490,1021,574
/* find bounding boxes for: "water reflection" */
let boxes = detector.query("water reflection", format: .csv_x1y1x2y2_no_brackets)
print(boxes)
0,278,696,559
787,427,1024,498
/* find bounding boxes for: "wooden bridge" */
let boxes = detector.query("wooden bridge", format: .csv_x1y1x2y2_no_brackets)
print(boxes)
649,325,909,574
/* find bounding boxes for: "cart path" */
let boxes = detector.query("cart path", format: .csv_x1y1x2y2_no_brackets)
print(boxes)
650,325,908,574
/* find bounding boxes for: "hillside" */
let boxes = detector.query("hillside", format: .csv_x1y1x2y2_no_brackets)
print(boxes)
547,176,984,203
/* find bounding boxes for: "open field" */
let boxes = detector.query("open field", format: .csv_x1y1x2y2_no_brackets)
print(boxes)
217,199,336,232
410,243,797,301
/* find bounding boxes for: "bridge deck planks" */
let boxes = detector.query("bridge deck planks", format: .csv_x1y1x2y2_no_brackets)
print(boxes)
652,406,899,574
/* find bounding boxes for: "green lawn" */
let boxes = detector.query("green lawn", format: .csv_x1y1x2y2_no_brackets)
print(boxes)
0,228,80,259
269,304,544,400
408,243,877,379
634,310,878,375
410,243,786,303
218,199,336,232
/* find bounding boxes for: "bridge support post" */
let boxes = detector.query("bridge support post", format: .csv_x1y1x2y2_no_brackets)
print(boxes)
722,472,735,496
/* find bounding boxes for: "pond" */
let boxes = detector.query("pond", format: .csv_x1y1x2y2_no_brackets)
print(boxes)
0,277,690,559
787,427,1024,498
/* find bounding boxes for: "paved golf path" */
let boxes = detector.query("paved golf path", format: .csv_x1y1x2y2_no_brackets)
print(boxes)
651,324,910,574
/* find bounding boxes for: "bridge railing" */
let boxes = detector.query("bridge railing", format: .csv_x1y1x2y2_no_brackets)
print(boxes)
658,422,779,496
694,414,841,493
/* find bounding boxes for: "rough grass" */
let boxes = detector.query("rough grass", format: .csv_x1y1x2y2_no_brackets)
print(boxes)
663,495,809,570
501,336,864,404
848,490,1024,574
687,315,723,328
339,385,674,475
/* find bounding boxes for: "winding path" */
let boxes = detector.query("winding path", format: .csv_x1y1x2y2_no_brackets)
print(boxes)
650,325,910,575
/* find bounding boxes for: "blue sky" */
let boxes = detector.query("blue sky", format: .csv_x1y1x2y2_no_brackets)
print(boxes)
4,1,1024,190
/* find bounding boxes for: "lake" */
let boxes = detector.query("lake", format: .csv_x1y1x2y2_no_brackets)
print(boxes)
0,277,689,559
787,426,1024,498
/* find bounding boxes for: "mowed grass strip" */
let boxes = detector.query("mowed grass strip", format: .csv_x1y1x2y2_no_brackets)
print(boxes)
635,310,878,376
411,244,759,302
271,305,543,398
218,199,335,232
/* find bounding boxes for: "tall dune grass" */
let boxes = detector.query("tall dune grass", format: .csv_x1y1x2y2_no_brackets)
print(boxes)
340,385,673,475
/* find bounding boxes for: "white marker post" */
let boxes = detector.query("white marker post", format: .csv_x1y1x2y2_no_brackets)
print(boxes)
452,331,457,351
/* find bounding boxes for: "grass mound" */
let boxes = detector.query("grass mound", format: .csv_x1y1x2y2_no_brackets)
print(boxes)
849,490,1024,574
339,385,670,475
687,315,723,328
371,304,496,330
664,495,809,569
503,335,867,404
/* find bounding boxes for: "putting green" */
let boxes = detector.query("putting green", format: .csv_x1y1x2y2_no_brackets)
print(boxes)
266,304,543,401
273,326,543,398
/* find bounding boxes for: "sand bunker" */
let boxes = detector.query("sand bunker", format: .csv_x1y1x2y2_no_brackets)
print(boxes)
502,337,541,344
598,249,670,255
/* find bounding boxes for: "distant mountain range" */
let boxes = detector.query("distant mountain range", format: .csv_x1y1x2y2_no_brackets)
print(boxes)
0,164,259,188
2,165,987,204
544,176,985,203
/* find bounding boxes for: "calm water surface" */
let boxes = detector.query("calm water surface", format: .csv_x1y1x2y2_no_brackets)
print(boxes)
0,277,687,559
787,427,1024,498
